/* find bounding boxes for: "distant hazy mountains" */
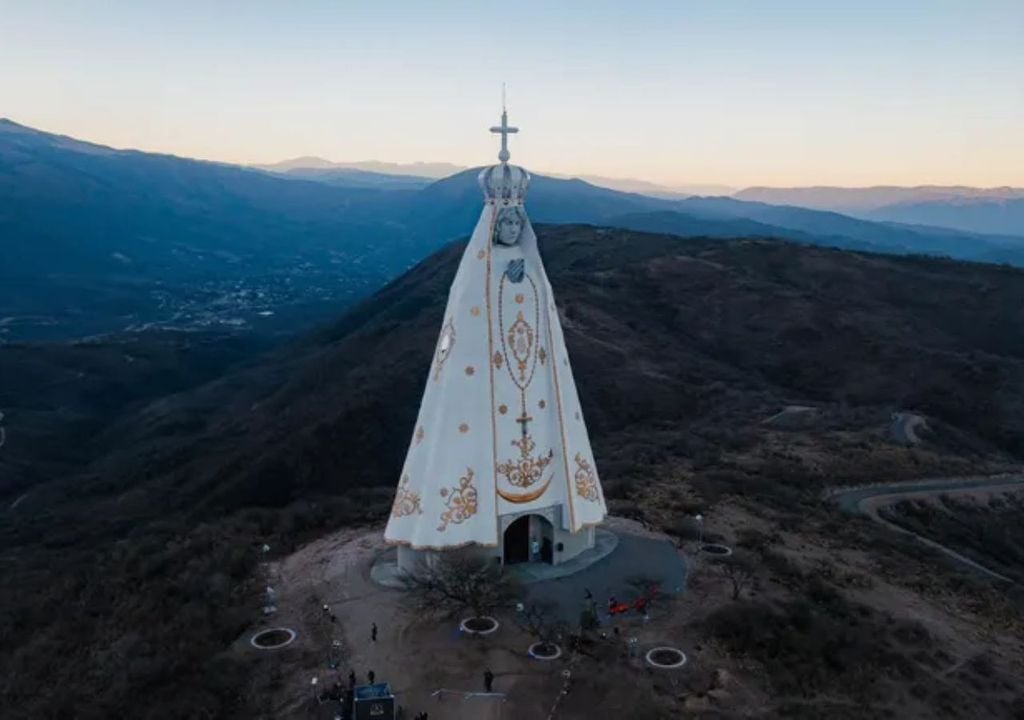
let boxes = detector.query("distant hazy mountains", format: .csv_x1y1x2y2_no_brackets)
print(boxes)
260,156,734,198
255,156,459,189
258,156,464,178
736,186,1024,237
4,118,1024,341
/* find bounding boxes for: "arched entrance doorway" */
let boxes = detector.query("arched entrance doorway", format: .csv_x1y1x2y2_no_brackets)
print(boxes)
503,514,554,565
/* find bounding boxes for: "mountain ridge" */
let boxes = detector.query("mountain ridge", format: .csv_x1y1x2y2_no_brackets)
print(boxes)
4,119,1024,343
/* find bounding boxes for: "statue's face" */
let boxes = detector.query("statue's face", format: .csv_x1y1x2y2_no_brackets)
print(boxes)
495,210,523,246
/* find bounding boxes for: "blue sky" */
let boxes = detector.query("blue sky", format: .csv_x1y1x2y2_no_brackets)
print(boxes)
2,0,1021,187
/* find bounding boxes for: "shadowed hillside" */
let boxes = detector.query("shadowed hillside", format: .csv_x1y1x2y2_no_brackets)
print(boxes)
89,225,1024,517
2,226,1024,718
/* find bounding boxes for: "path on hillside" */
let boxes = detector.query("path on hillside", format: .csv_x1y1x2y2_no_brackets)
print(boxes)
828,474,1024,583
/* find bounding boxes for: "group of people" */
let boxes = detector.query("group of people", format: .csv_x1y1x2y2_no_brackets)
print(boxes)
601,584,658,620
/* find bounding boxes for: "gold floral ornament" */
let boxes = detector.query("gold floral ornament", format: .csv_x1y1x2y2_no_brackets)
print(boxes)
391,475,423,517
574,454,600,502
507,311,535,382
438,468,478,531
433,319,456,381
493,351,504,369
497,434,553,489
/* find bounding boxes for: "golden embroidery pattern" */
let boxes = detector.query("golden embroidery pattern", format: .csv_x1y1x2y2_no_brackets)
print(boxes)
470,306,481,317
438,468,478,531
433,319,456,381
493,351,504,368
539,347,547,365
497,475,552,504
415,426,425,444
391,475,423,517
498,273,541,392
459,423,469,433
497,433,554,489
499,404,508,414
574,454,600,502
507,312,535,382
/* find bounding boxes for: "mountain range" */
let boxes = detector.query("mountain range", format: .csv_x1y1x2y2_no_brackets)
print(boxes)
736,185,1024,237
3,118,1024,342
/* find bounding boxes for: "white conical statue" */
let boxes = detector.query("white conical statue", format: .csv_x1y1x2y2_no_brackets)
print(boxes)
385,107,606,570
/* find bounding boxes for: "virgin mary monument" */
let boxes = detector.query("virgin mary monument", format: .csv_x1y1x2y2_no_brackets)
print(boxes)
385,108,607,572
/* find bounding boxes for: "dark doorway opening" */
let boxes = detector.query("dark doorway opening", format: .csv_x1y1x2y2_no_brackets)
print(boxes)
504,515,530,564
503,514,555,565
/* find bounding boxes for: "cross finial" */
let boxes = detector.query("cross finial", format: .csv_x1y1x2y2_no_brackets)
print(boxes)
490,97,518,164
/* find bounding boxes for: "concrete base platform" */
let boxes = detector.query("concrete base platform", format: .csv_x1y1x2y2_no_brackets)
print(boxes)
370,529,620,590
524,528,687,622
506,529,619,583
369,527,688,625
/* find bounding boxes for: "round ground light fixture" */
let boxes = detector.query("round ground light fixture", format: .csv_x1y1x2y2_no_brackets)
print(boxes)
645,646,687,669
250,627,297,650
700,543,733,558
528,642,563,660
460,616,499,635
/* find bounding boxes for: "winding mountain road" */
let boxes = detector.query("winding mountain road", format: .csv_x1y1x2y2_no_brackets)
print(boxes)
829,474,1024,583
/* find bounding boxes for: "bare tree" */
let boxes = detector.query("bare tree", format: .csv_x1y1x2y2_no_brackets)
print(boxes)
400,554,519,618
716,552,756,601
515,601,569,649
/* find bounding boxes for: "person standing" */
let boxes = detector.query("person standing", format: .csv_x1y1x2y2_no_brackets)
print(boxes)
484,669,494,693
371,622,378,642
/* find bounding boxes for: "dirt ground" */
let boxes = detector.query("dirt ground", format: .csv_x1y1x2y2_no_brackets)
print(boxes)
232,500,1024,719
232,519,767,719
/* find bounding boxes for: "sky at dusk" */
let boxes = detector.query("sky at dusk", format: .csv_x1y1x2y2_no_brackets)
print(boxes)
2,0,1022,188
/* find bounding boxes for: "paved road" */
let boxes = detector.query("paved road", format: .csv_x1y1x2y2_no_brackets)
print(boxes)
888,412,927,445
829,475,1024,583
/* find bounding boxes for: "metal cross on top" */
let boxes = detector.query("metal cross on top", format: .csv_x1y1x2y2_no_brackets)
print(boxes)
490,103,519,164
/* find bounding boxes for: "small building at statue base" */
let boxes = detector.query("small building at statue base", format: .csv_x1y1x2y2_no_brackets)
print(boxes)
385,107,607,577
396,506,598,573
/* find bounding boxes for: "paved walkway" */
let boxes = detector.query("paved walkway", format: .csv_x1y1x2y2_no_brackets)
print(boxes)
505,529,619,584
523,530,688,622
